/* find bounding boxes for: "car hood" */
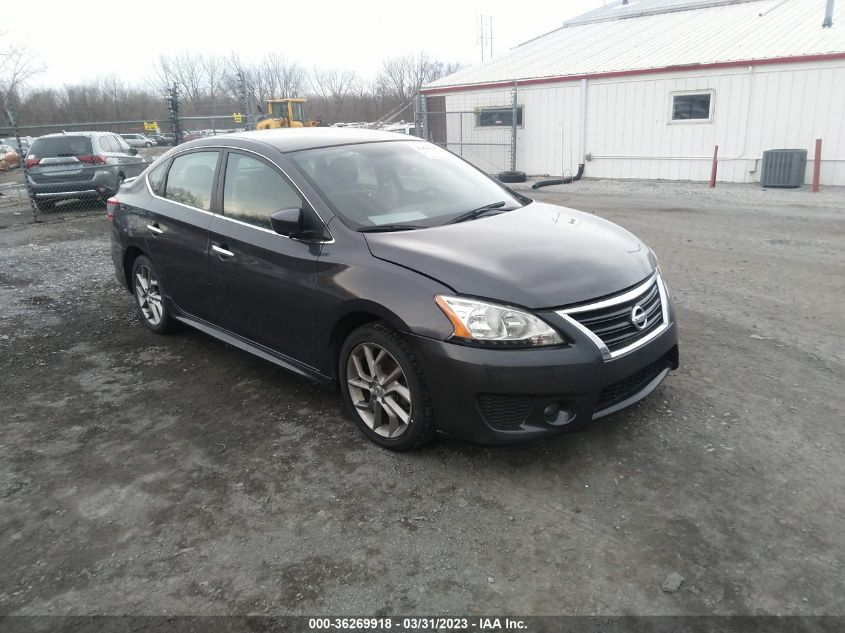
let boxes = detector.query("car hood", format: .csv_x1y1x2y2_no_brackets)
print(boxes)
363,202,656,309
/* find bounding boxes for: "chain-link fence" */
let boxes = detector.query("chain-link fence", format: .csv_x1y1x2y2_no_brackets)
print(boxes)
0,84,254,223
415,91,517,176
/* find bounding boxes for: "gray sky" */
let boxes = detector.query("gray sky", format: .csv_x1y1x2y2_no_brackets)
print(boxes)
4,0,608,88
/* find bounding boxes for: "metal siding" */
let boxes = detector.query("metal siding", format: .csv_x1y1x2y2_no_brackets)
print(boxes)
426,0,845,90
443,61,845,185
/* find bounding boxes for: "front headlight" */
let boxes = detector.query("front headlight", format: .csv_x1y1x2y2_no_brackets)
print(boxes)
435,295,564,347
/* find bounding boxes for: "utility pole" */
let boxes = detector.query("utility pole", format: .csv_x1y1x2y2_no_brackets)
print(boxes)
237,70,255,131
489,16,494,59
477,15,494,62
166,83,182,144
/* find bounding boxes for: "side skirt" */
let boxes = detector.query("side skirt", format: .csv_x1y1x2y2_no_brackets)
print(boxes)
173,313,336,389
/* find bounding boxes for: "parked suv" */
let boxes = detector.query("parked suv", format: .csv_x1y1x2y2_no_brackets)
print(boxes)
25,132,148,212
121,133,155,148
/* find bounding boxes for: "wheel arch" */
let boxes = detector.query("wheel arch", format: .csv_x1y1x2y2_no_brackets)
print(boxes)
122,245,146,293
329,302,412,379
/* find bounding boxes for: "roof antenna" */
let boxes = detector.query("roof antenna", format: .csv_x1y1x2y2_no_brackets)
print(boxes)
823,0,834,27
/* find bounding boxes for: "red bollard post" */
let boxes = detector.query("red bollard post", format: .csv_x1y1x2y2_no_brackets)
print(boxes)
812,138,822,193
709,145,719,188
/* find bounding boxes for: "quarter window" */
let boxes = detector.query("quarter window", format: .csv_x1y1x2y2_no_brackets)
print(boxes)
671,92,713,121
476,106,523,127
164,151,219,210
98,136,116,153
222,153,303,229
147,160,169,196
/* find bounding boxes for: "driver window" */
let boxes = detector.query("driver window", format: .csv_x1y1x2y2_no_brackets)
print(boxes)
223,153,303,229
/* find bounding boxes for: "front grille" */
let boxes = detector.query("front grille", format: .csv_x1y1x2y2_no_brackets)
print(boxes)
478,394,533,429
596,357,669,412
569,277,664,354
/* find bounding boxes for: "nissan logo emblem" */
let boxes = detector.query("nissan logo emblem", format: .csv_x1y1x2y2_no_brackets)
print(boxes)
631,305,648,330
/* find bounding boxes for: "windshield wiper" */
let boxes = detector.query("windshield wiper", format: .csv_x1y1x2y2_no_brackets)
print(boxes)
358,224,426,233
447,200,513,225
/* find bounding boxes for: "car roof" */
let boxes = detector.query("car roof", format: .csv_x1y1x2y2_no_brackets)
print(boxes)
183,128,422,153
34,131,112,139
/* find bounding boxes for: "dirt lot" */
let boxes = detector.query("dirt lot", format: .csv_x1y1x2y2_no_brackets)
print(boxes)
1,180,843,616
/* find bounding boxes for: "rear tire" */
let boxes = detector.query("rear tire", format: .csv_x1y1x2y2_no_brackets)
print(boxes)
131,255,175,334
339,322,435,450
35,200,54,213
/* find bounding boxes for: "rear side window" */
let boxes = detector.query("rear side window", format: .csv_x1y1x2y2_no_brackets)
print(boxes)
164,151,219,210
28,136,93,158
222,153,302,229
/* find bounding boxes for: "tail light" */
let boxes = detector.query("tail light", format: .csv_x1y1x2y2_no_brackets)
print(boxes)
106,197,119,222
24,157,40,168
78,155,107,165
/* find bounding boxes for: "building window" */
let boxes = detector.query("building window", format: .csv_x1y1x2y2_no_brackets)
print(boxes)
671,92,713,121
476,106,523,128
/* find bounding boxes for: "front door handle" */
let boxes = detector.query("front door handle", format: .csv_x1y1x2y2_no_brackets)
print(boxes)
147,223,163,235
212,244,235,258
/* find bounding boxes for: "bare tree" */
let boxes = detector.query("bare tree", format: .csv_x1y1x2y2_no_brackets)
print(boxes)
201,54,226,102
377,52,464,104
0,33,45,123
310,68,358,119
263,53,307,98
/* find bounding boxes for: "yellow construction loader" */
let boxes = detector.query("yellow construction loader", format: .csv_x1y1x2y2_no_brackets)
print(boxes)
255,98,321,130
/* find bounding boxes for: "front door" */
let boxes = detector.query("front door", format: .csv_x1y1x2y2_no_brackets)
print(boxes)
208,150,323,368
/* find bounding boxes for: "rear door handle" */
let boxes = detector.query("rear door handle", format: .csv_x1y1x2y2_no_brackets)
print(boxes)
212,244,235,258
147,223,163,235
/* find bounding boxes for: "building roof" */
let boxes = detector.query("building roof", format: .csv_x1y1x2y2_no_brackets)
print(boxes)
424,0,845,92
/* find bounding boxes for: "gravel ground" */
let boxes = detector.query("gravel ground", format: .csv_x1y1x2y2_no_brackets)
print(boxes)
0,181,843,616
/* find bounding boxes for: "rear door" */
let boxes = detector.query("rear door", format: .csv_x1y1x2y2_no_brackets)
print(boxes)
208,150,323,366
113,135,147,178
143,150,220,321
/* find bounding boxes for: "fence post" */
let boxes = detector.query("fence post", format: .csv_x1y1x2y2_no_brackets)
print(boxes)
812,138,822,192
413,93,421,138
3,98,38,223
511,82,518,171
419,94,428,141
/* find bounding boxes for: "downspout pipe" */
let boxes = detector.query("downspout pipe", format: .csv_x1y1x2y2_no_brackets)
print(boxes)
532,163,585,189
823,0,834,27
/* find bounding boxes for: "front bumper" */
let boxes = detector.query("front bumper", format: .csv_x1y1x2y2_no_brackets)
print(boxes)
409,316,679,445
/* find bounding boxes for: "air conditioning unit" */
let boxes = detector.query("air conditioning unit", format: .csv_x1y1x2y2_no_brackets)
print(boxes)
760,149,807,188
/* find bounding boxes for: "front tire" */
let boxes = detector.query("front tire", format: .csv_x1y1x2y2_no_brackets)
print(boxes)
339,322,435,450
131,255,174,334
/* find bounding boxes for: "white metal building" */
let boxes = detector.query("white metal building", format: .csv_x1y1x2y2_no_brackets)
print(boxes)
422,0,845,185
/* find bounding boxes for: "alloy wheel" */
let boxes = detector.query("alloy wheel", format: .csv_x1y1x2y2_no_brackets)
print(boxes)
346,342,412,438
134,264,164,326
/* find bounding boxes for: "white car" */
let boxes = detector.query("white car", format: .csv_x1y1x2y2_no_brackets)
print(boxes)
120,134,155,148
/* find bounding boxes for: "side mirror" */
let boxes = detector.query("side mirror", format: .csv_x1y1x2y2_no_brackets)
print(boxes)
270,207,303,237
128,147,139,156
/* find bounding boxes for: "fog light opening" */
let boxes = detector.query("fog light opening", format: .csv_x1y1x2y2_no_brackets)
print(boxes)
544,402,575,426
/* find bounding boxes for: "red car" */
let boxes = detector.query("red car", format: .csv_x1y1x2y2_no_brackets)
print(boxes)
0,144,20,171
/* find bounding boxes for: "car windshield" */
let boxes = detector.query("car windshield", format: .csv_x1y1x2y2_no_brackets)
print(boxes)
28,136,93,158
290,141,523,229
